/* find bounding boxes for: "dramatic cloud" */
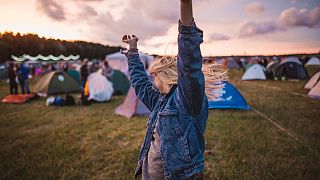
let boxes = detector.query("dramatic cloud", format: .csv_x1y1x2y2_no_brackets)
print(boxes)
84,0,180,44
37,0,66,21
209,33,230,41
239,6,320,38
245,2,265,15
278,7,320,28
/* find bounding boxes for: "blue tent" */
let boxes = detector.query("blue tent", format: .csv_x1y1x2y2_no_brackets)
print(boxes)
208,82,250,110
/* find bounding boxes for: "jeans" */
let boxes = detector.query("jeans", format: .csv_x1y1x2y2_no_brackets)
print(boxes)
19,79,30,94
9,79,18,94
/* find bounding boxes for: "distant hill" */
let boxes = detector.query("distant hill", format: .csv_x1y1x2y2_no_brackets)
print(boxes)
0,32,122,63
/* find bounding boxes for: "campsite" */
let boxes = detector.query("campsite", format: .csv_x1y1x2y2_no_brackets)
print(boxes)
1,0,320,178
0,59,319,179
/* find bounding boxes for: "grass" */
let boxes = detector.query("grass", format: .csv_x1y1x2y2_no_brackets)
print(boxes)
0,66,320,179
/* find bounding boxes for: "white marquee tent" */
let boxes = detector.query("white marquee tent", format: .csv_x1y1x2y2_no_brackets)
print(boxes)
106,51,154,75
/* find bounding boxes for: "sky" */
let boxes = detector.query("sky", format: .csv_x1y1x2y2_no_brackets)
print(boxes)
0,0,320,56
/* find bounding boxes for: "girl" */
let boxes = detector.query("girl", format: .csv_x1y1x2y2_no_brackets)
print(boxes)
122,0,227,179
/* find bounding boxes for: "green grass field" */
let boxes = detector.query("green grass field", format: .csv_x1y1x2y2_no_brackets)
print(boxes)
1,67,320,179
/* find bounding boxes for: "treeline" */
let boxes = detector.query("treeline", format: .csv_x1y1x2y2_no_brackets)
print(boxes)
0,32,122,64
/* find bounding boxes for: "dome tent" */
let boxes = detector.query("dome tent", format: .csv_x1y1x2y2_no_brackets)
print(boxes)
87,72,114,102
33,71,81,96
0,65,6,80
266,60,281,79
306,57,320,65
67,70,81,85
108,70,130,95
242,64,266,80
308,80,320,99
305,71,320,90
115,86,150,118
218,57,240,68
275,57,308,80
208,82,250,110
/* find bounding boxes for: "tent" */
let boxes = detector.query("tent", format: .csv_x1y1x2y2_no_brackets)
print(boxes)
247,57,260,64
67,70,81,85
70,63,81,72
0,66,6,80
106,51,154,75
308,80,320,99
33,71,81,96
87,72,114,102
226,57,240,68
275,57,308,80
208,82,250,110
266,60,281,79
305,71,320,89
242,64,266,80
115,86,150,118
306,57,320,65
108,70,130,95
281,56,302,65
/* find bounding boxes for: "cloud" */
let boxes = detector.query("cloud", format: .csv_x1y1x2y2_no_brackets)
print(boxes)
84,0,180,45
82,5,98,16
209,33,230,41
73,0,104,1
278,7,320,29
238,6,320,38
290,0,297,3
238,21,277,38
37,0,66,21
245,2,265,15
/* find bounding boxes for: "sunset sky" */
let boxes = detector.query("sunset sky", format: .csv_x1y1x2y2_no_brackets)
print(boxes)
1,0,320,56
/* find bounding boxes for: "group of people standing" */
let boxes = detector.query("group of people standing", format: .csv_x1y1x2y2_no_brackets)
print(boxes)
7,62,31,95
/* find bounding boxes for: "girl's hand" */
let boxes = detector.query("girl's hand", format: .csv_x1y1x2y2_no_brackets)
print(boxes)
122,35,139,50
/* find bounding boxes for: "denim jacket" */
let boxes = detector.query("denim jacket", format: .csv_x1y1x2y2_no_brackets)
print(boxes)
127,22,208,179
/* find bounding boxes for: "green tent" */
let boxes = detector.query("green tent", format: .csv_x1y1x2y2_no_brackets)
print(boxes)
0,68,6,80
67,70,81,85
33,71,81,96
108,70,130,95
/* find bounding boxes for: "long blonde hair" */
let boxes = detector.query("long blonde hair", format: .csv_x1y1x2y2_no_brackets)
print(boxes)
149,56,228,100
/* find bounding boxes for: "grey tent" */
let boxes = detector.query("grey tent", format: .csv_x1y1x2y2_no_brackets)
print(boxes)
274,57,308,80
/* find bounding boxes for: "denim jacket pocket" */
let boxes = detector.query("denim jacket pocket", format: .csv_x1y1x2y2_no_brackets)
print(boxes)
158,110,180,137
158,110,192,162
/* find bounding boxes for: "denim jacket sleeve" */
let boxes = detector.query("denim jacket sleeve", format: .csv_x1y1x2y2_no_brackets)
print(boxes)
127,51,160,111
177,21,205,116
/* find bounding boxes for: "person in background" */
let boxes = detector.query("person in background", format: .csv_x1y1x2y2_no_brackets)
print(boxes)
80,60,89,89
17,63,31,94
7,62,18,95
102,60,113,79
50,63,56,71
80,60,90,105
63,62,69,72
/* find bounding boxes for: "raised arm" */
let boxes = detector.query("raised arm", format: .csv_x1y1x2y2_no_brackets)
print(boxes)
122,35,160,111
177,0,206,115
180,0,193,26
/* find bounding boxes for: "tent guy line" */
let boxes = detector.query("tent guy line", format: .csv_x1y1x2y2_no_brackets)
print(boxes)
252,107,320,158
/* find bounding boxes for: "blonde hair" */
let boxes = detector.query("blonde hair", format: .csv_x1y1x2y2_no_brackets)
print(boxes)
149,56,178,85
149,56,228,100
